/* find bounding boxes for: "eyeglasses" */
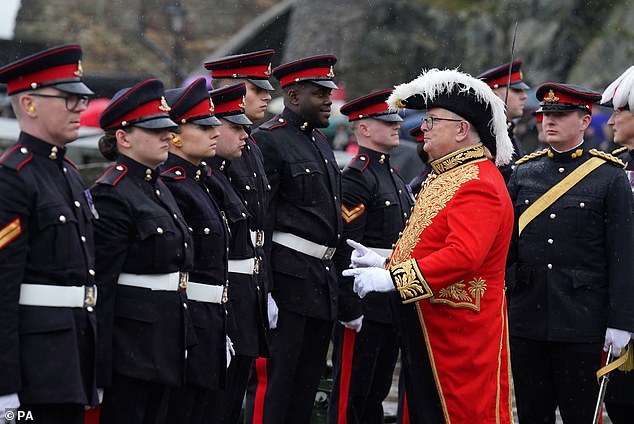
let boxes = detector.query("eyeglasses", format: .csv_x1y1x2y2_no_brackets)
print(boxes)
29,93,91,111
421,116,463,130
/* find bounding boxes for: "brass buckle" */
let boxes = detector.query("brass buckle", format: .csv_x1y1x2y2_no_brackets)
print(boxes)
178,272,188,291
256,230,265,247
254,258,260,275
222,286,228,304
322,247,336,261
84,285,97,310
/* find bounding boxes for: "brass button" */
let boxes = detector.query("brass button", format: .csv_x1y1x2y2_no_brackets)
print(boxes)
116,165,124,171
245,185,251,190
305,168,310,173
89,269,96,276
325,266,330,271
58,215,66,223
204,228,210,235
20,147,28,154
550,213,556,219
81,236,87,242
385,200,391,206
157,227,164,234
547,239,554,245
559,167,565,173
579,202,585,208
524,199,530,205
547,264,553,270
155,190,161,196
74,201,81,208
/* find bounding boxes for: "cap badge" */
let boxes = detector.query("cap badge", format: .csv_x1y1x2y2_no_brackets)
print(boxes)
74,60,84,77
209,99,215,113
544,90,560,103
395,98,408,108
159,96,171,112
327,66,335,78
519,70,523,80
264,63,272,77
238,96,246,109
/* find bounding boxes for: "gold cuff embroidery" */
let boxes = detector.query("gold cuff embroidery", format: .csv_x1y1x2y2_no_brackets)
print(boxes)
390,259,433,304
430,277,487,311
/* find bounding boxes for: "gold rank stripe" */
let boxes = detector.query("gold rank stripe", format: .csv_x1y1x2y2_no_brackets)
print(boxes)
0,218,21,250
341,203,365,224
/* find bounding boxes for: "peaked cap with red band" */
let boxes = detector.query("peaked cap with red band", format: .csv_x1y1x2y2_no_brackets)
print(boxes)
99,78,177,130
272,54,338,89
209,82,252,126
409,125,425,142
476,60,529,90
204,49,275,91
340,89,402,122
165,77,221,127
535,82,602,114
0,44,93,96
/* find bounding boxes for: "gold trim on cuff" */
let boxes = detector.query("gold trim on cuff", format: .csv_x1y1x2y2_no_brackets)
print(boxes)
390,259,433,304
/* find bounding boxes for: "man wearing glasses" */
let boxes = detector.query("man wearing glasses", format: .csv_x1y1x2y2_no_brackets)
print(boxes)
0,45,98,424
344,69,515,423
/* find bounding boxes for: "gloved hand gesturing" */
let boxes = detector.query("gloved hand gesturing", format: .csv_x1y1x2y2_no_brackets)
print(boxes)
342,267,394,298
347,239,386,269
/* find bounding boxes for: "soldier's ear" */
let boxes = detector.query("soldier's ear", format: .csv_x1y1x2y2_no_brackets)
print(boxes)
115,128,132,149
286,87,300,106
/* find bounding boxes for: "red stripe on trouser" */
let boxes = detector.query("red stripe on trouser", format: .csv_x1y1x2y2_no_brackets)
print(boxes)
402,391,410,424
337,327,357,424
83,406,100,424
252,357,268,424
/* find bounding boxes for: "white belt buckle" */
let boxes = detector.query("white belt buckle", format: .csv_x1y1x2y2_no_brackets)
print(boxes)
322,246,336,261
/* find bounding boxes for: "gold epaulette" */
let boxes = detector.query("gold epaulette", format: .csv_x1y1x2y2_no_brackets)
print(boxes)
589,149,626,168
514,148,549,165
612,146,628,156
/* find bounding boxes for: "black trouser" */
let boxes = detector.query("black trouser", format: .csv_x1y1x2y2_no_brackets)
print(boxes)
167,384,218,424
510,336,602,424
605,401,634,424
244,308,332,424
328,321,398,424
99,374,171,424
223,354,254,424
16,404,83,424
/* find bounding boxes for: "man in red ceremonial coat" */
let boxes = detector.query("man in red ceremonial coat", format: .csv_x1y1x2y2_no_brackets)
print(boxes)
344,69,515,423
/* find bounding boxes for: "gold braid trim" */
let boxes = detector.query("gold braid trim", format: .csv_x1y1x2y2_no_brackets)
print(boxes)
589,148,626,168
514,148,549,165
389,259,433,303
612,146,628,156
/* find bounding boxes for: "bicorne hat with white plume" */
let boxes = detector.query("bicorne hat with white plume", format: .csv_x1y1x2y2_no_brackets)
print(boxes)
387,68,514,166
601,66,634,111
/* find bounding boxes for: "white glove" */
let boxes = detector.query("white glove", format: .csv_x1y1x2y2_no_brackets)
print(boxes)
267,293,279,330
341,315,364,333
97,388,104,404
347,239,386,269
0,393,20,424
226,335,235,368
342,267,394,298
604,327,632,357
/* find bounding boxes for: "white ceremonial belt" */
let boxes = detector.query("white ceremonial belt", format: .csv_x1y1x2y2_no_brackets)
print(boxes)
117,272,188,291
272,231,336,261
250,230,265,247
369,247,393,258
187,282,226,304
19,283,97,309
228,258,256,275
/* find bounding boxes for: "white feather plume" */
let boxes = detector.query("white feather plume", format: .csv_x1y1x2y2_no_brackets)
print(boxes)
601,66,634,110
387,68,514,166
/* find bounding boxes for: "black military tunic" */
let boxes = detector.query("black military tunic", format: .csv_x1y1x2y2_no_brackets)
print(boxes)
499,122,526,183
329,147,413,424
226,135,271,325
160,153,229,390
507,144,634,341
0,133,97,406
91,154,194,388
252,108,342,319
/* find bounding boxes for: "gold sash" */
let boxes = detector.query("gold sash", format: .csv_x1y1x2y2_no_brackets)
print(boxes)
518,157,605,236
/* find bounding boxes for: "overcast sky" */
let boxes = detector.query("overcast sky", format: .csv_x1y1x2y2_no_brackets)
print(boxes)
0,0,21,39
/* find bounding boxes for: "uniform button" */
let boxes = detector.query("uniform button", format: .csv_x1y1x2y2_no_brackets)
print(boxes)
87,306,94,312
63,167,68,174
334,196,337,201
385,200,391,206
278,118,284,123
360,156,366,161
74,201,81,208
547,238,554,245
305,168,310,173
185,349,188,359
547,264,553,270
115,165,124,171
155,190,161,196
550,213,556,219
20,147,28,154
241,212,246,218
173,213,178,219
184,242,188,248
392,243,396,248
337,234,341,239
157,227,164,234
188,226,193,232
399,231,403,236
204,228,210,235
579,202,585,208
267,184,271,190
325,266,330,271
399,189,402,194
253,172,257,178
524,199,530,205
312,136,315,141
183,303,188,309
403,213,407,217
390,169,394,173
559,167,565,173
325,159,328,164
89,269,96,276
58,215,67,223
245,185,251,190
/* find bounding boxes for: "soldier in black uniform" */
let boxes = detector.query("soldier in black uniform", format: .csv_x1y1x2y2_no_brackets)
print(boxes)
328,90,413,424
91,78,194,424
507,82,634,423
407,125,432,196
159,77,229,423
206,82,269,424
243,55,342,424
204,50,276,331
601,66,634,424
0,44,97,424
477,60,530,182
